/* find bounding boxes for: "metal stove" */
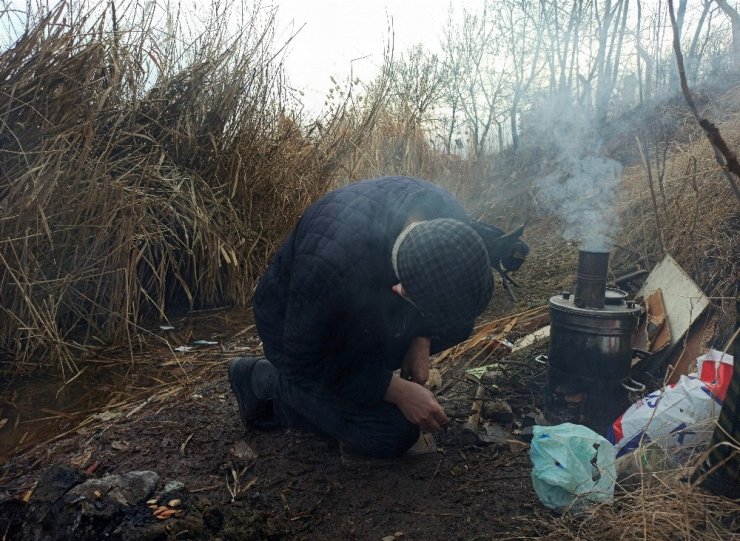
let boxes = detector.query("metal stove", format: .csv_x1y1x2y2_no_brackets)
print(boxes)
544,250,642,435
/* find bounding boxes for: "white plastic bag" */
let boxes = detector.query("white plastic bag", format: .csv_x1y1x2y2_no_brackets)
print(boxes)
607,349,733,462
530,423,616,512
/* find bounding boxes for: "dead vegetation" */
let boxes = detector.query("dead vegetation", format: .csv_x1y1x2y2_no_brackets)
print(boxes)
0,2,386,372
544,464,740,541
4,2,733,375
0,2,738,540
611,88,739,343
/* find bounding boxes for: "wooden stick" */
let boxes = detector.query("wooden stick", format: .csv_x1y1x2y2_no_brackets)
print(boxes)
460,383,487,445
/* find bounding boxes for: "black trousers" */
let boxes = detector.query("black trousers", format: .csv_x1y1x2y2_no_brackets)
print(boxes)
257,347,420,459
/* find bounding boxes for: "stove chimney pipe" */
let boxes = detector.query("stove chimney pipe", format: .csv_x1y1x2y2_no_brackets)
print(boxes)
573,250,609,309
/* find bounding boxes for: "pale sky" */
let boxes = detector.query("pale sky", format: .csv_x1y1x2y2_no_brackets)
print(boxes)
3,0,476,111
268,0,472,110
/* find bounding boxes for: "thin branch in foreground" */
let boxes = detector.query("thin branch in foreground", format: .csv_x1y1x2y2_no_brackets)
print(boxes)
667,0,740,202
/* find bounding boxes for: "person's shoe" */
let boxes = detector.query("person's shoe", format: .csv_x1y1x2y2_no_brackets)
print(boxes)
228,357,273,426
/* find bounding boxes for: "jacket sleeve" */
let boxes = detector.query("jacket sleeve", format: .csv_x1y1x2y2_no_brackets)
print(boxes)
280,255,393,404
331,355,394,404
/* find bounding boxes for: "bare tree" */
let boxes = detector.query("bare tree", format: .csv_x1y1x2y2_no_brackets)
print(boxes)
714,0,740,71
500,0,544,150
537,0,585,96
669,0,740,200
591,0,631,124
432,0,733,156
440,3,508,157
686,1,715,78
389,45,445,133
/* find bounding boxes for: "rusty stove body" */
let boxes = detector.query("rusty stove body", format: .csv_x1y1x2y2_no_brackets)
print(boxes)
545,250,642,435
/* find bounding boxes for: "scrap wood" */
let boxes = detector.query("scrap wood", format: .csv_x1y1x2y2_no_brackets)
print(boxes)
637,255,709,348
511,326,550,352
633,288,671,356
635,254,712,378
433,305,546,371
462,319,518,370
665,310,719,385
433,319,515,375
645,289,670,353
516,311,549,334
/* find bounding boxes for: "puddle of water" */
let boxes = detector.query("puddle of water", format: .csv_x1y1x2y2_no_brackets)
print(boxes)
0,307,254,463
0,365,144,462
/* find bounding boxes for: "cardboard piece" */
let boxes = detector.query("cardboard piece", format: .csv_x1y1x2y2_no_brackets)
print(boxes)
646,289,671,352
635,254,712,378
634,288,671,354
636,254,709,348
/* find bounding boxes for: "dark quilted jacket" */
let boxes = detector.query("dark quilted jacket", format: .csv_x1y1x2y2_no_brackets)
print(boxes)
253,176,483,404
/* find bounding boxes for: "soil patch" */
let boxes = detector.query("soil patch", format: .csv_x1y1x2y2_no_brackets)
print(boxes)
0,270,559,541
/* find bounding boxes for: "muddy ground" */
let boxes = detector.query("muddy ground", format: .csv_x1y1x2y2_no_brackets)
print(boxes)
1,338,556,541
0,227,647,541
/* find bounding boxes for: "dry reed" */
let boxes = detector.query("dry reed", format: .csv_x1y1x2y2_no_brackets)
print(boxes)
0,1,386,372
541,458,740,541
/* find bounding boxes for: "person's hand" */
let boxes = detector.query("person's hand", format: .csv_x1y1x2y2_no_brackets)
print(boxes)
400,336,431,385
384,377,448,431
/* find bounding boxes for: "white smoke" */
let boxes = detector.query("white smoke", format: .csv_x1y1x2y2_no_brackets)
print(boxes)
530,94,622,252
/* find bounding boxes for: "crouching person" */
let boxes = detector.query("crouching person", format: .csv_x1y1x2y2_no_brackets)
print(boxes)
229,176,518,458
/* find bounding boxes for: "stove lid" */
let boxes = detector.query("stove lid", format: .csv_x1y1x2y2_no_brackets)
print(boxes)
550,288,641,316
604,288,628,305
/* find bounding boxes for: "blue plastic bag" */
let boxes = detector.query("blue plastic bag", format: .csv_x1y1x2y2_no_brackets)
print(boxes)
530,423,616,512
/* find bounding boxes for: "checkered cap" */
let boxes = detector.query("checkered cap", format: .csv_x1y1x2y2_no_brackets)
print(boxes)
394,218,493,331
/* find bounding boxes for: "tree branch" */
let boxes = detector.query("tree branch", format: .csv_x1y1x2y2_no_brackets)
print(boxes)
667,0,740,201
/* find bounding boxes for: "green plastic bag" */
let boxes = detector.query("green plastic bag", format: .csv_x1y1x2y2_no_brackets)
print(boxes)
530,423,616,512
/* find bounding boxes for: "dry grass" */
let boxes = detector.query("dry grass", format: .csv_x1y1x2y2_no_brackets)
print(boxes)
613,95,739,301
0,2,386,373
1,4,736,541
542,459,740,541
610,92,739,344
1,1,490,373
